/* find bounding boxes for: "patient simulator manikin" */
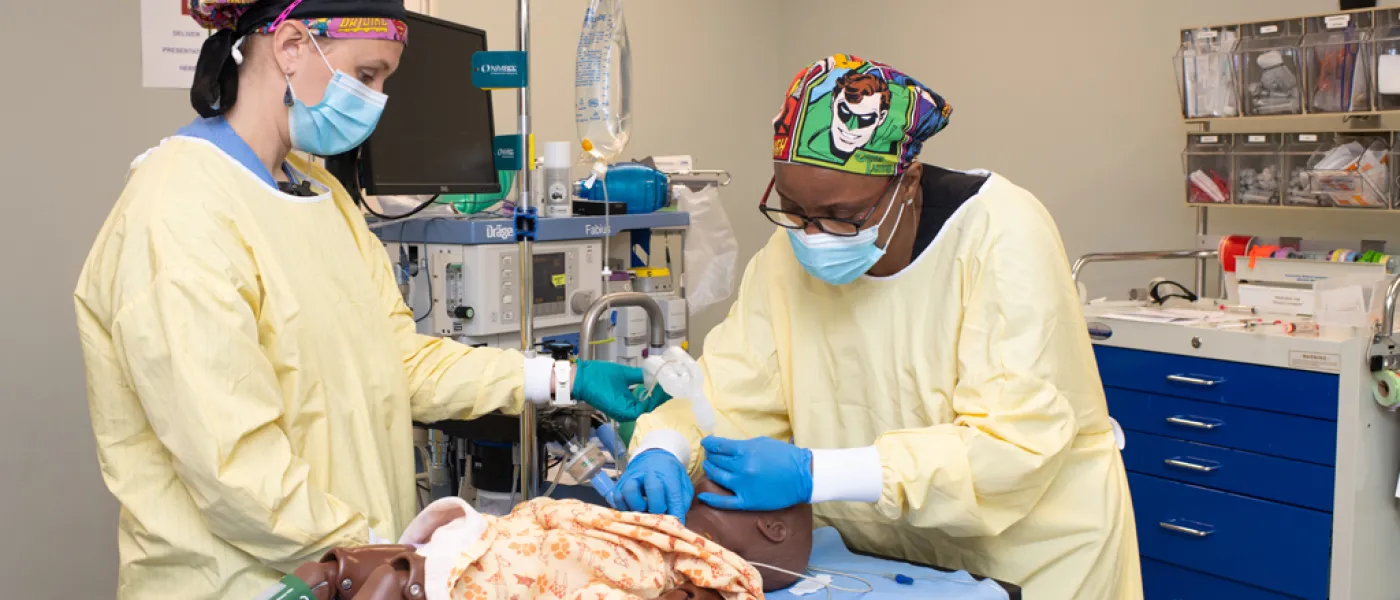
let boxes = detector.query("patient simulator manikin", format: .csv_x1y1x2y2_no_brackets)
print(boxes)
274,478,812,600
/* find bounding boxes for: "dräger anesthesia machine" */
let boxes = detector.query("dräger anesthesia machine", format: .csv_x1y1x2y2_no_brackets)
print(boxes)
1073,237,1400,599
327,10,734,514
376,213,698,513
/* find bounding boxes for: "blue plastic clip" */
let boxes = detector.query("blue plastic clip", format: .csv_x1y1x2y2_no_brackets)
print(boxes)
513,207,539,242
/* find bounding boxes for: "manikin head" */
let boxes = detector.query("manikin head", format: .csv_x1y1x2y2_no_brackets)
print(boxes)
684,477,814,591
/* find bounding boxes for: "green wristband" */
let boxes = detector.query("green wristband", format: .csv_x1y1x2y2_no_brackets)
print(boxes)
253,575,319,600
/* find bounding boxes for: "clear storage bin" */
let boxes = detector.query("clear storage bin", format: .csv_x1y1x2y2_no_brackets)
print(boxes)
1283,133,1332,206
1373,9,1400,110
1176,27,1242,118
1184,133,1233,204
1234,133,1283,204
1240,19,1305,116
1304,132,1390,208
1303,12,1373,113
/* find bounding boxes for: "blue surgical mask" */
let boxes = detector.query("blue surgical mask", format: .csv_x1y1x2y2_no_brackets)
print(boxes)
787,175,912,285
286,37,388,157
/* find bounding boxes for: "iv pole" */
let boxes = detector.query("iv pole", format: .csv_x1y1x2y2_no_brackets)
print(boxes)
515,0,540,501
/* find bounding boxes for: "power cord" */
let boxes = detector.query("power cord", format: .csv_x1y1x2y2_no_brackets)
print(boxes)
327,148,441,220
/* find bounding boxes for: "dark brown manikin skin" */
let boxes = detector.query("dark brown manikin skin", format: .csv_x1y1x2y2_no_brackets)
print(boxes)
291,477,815,599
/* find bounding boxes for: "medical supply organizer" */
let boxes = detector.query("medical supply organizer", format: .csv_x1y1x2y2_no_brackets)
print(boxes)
1183,130,1397,208
1082,308,1400,599
1175,8,1400,120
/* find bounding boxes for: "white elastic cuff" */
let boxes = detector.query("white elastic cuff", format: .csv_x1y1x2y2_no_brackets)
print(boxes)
637,429,691,467
522,356,554,405
810,446,883,504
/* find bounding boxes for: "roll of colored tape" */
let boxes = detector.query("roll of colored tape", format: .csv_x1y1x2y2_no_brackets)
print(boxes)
1374,370,1400,409
1218,235,1255,273
1247,245,1279,269
1273,248,1296,259
1345,251,1360,262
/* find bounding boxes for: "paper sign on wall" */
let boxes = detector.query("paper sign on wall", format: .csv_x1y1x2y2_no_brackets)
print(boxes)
141,0,207,88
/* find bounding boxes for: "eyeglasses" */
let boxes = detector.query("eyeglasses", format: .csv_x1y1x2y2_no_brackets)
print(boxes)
758,175,901,237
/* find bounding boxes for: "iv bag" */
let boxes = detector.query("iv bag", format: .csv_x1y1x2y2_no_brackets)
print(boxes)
575,0,632,177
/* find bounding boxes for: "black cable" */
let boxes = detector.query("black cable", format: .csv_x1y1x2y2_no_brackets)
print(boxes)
328,148,441,220
413,259,433,323
1149,280,1199,305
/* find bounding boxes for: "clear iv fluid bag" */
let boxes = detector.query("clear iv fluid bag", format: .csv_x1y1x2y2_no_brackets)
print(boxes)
575,0,632,173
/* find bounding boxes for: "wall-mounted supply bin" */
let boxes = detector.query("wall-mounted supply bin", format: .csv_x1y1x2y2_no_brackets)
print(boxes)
1303,11,1373,113
1283,133,1333,206
1241,19,1305,115
1234,133,1283,204
1304,132,1391,208
1177,27,1242,118
1373,8,1400,109
1185,134,1234,204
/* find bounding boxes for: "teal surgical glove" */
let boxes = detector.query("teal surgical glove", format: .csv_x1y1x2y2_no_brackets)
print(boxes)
612,449,694,521
698,436,813,511
572,361,648,421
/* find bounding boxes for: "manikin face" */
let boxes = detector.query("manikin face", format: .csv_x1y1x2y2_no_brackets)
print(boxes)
831,92,888,153
685,477,813,592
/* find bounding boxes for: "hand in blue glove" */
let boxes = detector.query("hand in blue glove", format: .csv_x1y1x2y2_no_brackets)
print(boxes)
572,361,648,421
611,449,694,521
698,436,813,512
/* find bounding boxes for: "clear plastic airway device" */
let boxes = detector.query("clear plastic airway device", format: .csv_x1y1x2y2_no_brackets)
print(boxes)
642,346,716,434
563,439,620,507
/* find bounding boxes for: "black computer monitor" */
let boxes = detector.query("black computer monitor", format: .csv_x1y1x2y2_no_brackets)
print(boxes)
356,12,499,196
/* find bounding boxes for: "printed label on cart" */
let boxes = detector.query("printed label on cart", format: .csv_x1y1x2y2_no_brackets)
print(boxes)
1325,15,1351,29
1260,24,1279,34
1289,350,1341,373
1248,135,1266,143
1299,134,1319,142
1200,135,1219,143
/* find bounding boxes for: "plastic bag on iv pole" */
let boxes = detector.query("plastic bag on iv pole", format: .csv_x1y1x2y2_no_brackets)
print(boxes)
674,185,738,315
575,0,632,183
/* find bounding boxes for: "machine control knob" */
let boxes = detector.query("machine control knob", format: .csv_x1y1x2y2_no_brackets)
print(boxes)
571,292,597,314
453,306,476,320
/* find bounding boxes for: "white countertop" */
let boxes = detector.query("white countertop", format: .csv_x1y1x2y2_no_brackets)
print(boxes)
1081,301,1368,374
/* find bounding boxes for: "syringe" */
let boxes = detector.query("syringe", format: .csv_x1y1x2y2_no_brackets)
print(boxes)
1277,321,1321,336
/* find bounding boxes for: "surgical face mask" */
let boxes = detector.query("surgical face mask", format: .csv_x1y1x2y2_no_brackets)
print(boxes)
786,174,912,285
286,37,388,157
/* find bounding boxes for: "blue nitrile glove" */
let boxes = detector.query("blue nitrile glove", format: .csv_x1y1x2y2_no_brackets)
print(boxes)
572,361,648,421
698,436,813,512
612,449,694,522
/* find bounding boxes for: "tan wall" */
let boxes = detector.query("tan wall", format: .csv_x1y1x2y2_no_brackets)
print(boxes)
0,0,780,596
4,0,1396,596
781,0,1397,298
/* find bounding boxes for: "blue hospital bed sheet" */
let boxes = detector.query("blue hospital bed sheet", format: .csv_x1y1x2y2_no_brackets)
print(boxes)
764,528,1009,600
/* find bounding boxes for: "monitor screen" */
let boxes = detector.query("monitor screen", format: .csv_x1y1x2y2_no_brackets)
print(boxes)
358,12,499,196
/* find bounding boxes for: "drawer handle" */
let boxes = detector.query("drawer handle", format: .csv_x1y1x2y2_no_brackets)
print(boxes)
1160,520,1214,538
1167,374,1220,387
1165,457,1220,473
1166,416,1221,430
